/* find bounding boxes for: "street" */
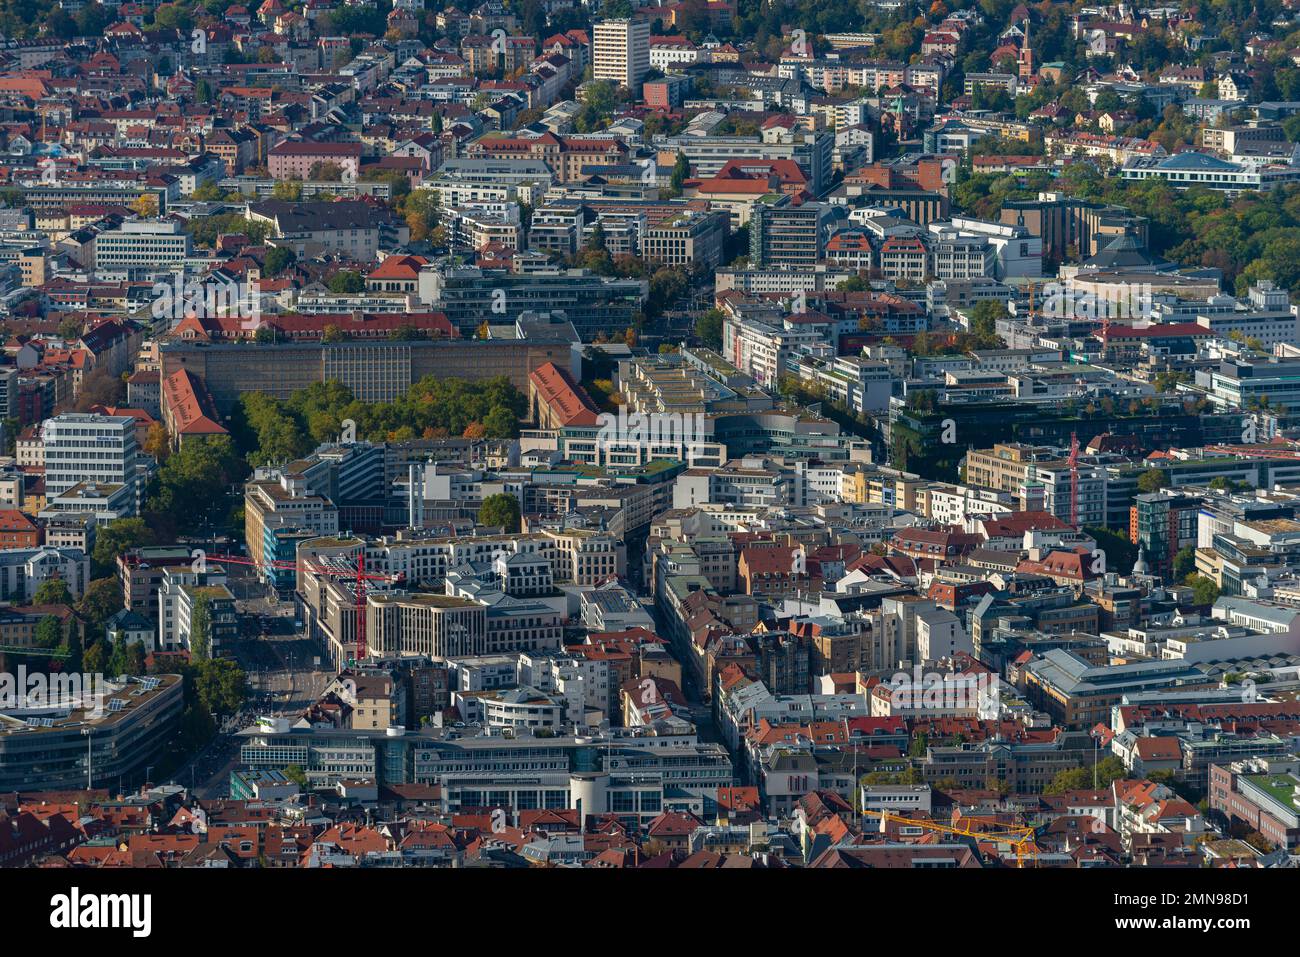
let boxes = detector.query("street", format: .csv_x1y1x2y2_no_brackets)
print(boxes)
168,577,333,799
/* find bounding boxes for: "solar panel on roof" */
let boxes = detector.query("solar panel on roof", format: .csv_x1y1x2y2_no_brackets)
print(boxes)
108,698,127,712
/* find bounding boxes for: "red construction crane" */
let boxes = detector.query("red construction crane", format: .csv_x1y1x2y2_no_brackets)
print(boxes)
135,551,401,668
1067,431,1080,527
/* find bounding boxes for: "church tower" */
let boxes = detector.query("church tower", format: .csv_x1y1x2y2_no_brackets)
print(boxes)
1018,18,1035,82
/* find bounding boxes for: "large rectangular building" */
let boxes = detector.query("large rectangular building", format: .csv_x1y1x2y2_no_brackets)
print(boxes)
159,336,577,410
419,265,646,339
661,132,834,197
749,199,833,269
41,413,139,503
593,18,649,89
93,221,192,277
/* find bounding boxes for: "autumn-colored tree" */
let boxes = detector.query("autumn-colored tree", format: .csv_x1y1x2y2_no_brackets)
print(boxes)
132,193,159,218
462,421,486,439
402,190,439,241
309,161,344,181
143,422,170,462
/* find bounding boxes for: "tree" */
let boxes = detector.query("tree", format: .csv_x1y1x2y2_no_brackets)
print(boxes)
1136,468,1169,493
59,316,84,341
109,634,144,676
131,194,159,218
695,308,724,350
74,366,127,411
185,213,270,249
1187,574,1221,607
1242,831,1274,854
107,634,128,676
271,179,302,201
189,595,213,661
237,391,311,465
77,577,124,632
1043,756,1127,794
32,578,72,606
144,435,248,538
1148,769,1202,804
284,764,309,789
1173,546,1197,582
190,657,248,718
322,324,349,343
308,161,345,181
91,517,155,578
1153,370,1190,393
143,422,170,462
968,300,1008,348
483,406,518,439
34,615,63,649
263,246,296,277
402,189,440,242
478,493,521,532
328,270,365,294
1084,526,1137,573
648,267,688,313
83,639,108,675
191,180,225,202
669,151,690,194
62,618,83,675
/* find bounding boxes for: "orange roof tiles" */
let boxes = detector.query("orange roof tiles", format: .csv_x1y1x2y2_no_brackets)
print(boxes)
161,368,228,437
529,361,601,427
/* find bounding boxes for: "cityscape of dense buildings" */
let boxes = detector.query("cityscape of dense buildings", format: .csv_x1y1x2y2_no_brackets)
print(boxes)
0,0,1292,918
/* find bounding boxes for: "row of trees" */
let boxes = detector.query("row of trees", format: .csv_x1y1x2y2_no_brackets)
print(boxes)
184,212,272,249
233,376,527,466
142,435,248,539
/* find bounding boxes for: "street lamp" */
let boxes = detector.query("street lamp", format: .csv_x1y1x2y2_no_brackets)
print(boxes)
1093,730,1100,789
81,728,92,790
844,716,858,829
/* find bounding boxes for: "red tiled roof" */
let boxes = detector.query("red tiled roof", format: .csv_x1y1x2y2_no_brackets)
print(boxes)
367,253,428,281
0,509,38,533
528,361,600,427
161,369,228,437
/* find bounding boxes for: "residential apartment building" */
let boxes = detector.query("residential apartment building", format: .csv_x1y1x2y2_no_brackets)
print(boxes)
593,18,650,89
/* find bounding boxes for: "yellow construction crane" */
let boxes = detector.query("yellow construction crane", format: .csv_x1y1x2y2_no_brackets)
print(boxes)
862,809,1039,868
